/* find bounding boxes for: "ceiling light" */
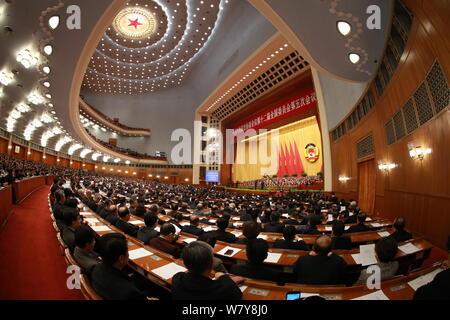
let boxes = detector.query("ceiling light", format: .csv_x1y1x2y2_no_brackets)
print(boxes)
43,45,53,55
0,70,14,86
337,21,352,36
16,103,31,113
43,66,51,74
43,81,50,88
16,49,38,68
48,15,60,30
349,53,360,64
27,92,45,105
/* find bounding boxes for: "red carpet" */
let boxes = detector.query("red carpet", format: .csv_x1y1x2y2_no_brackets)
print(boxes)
0,186,84,300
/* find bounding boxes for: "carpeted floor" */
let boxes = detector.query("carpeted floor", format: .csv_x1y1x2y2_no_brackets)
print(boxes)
0,186,83,300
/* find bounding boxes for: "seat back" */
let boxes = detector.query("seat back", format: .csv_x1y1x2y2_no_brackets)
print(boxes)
80,274,103,300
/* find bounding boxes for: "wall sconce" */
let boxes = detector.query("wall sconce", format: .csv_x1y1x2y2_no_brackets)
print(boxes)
338,176,351,182
378,163,397,171
409,146,432,161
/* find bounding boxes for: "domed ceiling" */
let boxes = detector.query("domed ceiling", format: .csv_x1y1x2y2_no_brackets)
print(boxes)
82,0,224,94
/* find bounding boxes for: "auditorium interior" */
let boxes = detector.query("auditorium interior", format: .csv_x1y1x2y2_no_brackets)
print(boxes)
0,0,449,302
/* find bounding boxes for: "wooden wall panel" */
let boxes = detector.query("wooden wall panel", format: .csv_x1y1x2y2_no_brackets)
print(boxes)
330,0,450,249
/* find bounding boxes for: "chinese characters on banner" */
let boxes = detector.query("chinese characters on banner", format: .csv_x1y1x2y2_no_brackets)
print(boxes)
232,87,317,133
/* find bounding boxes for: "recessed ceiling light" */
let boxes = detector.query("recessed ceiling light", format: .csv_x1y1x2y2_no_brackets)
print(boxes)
48,16,60,30
43,66,51,74
43,45,53,55
337,21,352,36
349,53,360,64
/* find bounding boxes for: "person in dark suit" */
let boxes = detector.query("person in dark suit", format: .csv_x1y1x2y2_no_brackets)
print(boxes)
91,235,149,300
115,207,139,237
104,205,120,225
181,216,204,237
346,213,373,233
236,221,262,245
62,207,82,253
172,241,243,300
166,204,179,218
133,206,147,219
344,207,359,224
230,239,281,283
168,212,184,230
73,225,101,275
389,217,413,243
211,217,236,243
414,235,450,300
331,221,352,250
137,213,159,245
197,233,228,273
52,189,66,231
296,215,321,235
149,223,182,258
262,211,284,233
293,235,347,285
274,225,309,250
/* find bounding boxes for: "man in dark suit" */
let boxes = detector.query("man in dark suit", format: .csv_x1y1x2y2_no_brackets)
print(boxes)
115,207,139,237
137,213,159,245
166,204,179,218
331,221,352,250
52,189,66,230
414,235,450,300
346,213,373,233
211,217,236,243
230,239,281,283
61,207,82,253
274,225,309,250
262,211,284,233
172,241,243,300
296,215,321,235
149,223,182,258
389,216,413,243
293,235,347,285
236,221,262,245
181,216,204,237
104,205,120,225
91,235,148,300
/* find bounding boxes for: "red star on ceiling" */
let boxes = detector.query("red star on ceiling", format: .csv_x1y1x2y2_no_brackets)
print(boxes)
128,18,143,29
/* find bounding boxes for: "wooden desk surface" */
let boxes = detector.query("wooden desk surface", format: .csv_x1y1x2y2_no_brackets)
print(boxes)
77,204,439,300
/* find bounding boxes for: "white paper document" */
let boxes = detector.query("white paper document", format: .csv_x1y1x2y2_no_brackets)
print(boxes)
264,252,282,264
239,285,248,293
352,253,378,266
325,226,332,231
366,217,373,222
152,263,187,280
129,220,144,225
371,223,383,228
231,231,242,237
80,212,92,216
345,226,350,231
352,290,390,300
407,269,442,291
183,237,197,244
217,246,241,257
91,226,112,232
378,231,391,237
257,235,268,240
203,226,216,232
399,243,420,254
129,248,153,260
84,218,99,224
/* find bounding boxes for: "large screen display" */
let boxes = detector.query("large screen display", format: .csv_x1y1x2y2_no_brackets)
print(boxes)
206,171,219,183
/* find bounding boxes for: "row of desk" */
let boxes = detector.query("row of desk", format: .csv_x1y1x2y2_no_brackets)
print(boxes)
76,203,442,300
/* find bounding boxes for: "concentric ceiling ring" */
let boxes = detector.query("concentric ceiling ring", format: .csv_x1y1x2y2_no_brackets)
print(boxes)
112,7,158,40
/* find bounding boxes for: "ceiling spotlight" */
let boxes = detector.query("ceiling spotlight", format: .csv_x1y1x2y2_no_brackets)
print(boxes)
0,70,14,86
349,53,360,64
43,81,50,88
43,66,51,74
43,44,53,55
337,21,352,36
46,93,52,99
16,49,38,68
48,16,60,30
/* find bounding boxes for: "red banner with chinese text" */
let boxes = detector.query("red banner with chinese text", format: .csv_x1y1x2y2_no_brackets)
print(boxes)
232,87,317,132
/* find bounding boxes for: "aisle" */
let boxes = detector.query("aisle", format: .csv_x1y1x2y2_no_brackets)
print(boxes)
0,186,83,300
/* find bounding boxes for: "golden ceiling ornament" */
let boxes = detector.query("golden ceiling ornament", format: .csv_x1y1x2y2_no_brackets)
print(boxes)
112,7,158,40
